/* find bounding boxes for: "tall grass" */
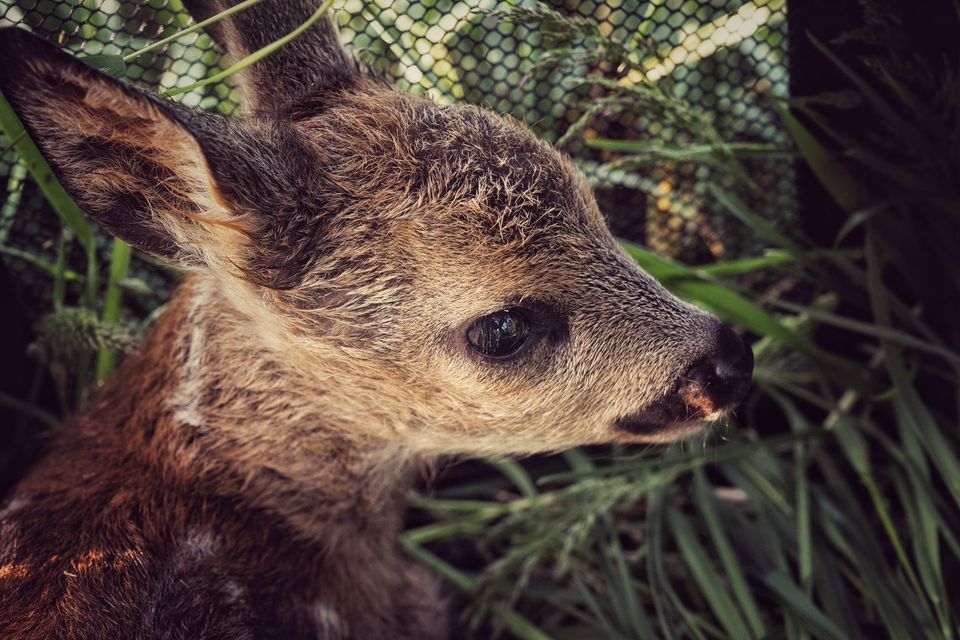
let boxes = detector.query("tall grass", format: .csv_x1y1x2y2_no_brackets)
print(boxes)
399,6,960,639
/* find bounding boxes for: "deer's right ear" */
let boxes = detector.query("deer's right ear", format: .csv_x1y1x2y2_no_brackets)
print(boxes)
0,28,266,270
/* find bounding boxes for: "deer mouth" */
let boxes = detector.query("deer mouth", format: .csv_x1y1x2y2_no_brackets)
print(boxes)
615,325,754,439
614,381,725,438
615,365,752,440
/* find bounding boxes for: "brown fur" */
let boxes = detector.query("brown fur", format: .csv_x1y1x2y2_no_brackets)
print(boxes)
2,279,443,639
0,3,750,638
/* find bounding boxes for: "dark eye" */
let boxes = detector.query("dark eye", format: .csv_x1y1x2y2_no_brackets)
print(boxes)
466,309,530,358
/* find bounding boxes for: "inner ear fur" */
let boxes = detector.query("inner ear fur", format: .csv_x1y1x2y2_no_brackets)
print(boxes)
0,27,284,269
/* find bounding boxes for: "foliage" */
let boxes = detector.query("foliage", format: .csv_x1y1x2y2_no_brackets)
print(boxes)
399,5,960,640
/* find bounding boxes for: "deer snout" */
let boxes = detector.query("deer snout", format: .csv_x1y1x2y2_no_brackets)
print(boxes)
613,323,753,438
678,323,754,414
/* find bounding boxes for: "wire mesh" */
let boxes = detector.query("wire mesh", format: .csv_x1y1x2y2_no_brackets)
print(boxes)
0,0,791,317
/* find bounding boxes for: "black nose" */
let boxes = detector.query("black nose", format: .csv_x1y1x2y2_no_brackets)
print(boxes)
680,324,754,410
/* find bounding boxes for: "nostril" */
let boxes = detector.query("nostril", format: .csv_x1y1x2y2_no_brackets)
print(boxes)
681,358,716,388
713,324,753,382
668,325,754,417
715,323,744,361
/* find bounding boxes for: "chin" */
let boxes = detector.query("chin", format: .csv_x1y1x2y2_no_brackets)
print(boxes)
612,415,721,445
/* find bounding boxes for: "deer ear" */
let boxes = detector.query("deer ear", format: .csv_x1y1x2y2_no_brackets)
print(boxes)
0,27,270,269
182,0,359,113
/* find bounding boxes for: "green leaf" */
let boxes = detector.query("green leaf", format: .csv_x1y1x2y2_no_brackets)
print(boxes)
692,469,766,639
0,245,84,282
773,300,960,366
123,0,268,63
696,250,797,276
598,518,657,639
776,101,869,213
763,572,847,640
570,571,623,639
79,54,127,77
96,239,132,381
489,458,538,498
866,234,960,508
808,34,931,154
667,506,754,640
896,413,944,610
586,138,789,159
620,240,809,352
708,184,806,256
0,90,94,250
402,541,556,640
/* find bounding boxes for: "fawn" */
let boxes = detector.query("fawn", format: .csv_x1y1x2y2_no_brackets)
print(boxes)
0,1,753,638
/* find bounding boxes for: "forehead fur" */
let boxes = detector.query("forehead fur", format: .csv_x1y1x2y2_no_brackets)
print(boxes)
299,84,590,210
245,84,606,286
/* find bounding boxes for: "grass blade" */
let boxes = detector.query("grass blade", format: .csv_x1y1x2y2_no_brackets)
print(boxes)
123,0,268,63
808,34,930,153
692,469,766,639
95,238,132,381
762,572,847,640
776,101,869,213
621,240,809,353
708,184,806,256
402,541,555,640
488,459,538,498
0,91,94,250
165,0,336,97
667,506,754,640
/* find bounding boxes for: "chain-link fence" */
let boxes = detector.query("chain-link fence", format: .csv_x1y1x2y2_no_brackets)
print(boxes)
0,0,790,319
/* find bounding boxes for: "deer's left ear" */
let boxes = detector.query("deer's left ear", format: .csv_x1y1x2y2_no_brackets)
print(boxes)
0,27,298,271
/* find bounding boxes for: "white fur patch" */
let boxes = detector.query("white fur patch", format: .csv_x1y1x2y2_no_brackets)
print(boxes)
172,528,218,570
0,495,27,520
171,285,211,427
222,578,246,604
0,496,28,560
310,602,342,639
184,529,216,556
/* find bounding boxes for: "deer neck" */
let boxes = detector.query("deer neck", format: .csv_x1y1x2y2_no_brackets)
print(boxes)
80,274,416,545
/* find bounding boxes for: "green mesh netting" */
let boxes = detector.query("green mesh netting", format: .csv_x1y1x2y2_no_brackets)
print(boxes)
0,0,791,317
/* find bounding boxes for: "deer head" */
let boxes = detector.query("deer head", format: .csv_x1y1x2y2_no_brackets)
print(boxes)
0,0,753,458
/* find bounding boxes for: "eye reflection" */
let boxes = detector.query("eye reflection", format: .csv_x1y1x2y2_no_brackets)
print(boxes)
466,309,530,358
